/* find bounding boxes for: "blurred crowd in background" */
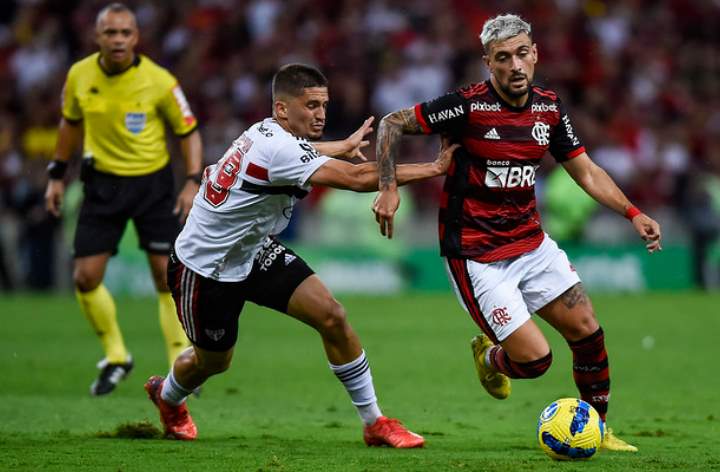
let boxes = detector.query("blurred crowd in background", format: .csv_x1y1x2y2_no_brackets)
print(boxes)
1,0,719,291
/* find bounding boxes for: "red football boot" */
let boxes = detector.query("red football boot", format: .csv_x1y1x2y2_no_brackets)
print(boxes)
363,416,425,448
144,376,197,440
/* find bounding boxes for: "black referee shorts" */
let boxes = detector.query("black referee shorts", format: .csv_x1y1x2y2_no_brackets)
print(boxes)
74,163,180,258
167,238,315,352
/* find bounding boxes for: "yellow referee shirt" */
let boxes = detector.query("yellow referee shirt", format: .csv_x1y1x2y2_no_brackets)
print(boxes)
62,53,198,176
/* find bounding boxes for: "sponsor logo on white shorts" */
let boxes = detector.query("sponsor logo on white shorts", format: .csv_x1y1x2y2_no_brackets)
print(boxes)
491,306,512,326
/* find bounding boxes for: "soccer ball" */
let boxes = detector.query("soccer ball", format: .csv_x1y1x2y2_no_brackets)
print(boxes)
537,398,604,460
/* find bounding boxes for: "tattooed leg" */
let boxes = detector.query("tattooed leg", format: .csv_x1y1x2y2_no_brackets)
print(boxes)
560,282,590,309
537,282,599,342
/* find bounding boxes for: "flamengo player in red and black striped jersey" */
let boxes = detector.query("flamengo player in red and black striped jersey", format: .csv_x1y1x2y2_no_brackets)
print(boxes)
373,13,662,453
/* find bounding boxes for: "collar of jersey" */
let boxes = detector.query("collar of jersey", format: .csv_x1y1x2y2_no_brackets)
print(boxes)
486,79,534,112
96,54,142,77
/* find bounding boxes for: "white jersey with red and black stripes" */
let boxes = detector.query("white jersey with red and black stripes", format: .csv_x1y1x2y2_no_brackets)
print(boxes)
413,80,585,262
175,118,330,282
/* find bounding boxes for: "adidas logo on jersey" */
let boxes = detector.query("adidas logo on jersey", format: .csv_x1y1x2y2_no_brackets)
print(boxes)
484,128,501,140
284,253,296,266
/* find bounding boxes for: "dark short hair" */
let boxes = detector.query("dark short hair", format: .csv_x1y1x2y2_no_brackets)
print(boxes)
272,64,328,101
96,3,135,29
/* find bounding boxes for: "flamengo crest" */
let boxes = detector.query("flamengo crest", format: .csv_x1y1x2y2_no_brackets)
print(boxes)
491,307,512,326
532,121,550,146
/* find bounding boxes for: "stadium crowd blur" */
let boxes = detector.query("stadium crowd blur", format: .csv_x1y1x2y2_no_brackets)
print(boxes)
1,0,719,291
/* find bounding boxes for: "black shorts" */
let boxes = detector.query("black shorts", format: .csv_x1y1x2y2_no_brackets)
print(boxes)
167,237,315,351
74,163,180,257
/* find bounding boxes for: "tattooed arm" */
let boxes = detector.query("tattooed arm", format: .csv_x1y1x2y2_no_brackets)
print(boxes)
373,107,424,239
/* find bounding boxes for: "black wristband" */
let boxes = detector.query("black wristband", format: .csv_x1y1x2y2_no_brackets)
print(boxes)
186,173,202,184
47,160,68,180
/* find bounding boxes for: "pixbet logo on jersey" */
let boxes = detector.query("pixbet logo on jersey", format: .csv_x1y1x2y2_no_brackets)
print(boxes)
485,160,539,188
471,101,501,112
531,103,558,113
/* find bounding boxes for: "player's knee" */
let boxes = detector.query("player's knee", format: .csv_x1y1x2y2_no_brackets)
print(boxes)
317,299,349,337
564,313,600,342
73,268,101,292
518,351,553,378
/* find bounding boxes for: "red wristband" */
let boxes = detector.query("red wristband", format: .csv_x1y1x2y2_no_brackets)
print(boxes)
624,206,641,220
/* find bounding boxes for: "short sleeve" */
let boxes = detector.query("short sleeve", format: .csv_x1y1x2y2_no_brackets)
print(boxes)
61,67,82,123
270,139,331,187
157,70,198,137
549,98,585,162
413,92,469,134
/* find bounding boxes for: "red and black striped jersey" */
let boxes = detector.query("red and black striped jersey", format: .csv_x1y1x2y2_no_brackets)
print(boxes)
414,80,585,262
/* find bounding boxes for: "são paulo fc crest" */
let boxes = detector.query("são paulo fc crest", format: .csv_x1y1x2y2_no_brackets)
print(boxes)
205,328,226,341
125,112,146,134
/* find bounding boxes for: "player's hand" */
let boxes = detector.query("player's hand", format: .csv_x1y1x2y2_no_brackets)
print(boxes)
45,180,65,217
340,116,374,161
434,136,460,175
372,187,400,239
174,181,199,223
631,213,662,253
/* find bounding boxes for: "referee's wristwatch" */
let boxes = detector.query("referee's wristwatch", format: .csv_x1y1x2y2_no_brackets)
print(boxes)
186,173,202,185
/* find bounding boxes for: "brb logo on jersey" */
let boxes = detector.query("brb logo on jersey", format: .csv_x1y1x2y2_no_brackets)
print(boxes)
485,160,538,189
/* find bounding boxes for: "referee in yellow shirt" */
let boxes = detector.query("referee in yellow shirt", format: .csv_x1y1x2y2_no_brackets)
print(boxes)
44,3,203,395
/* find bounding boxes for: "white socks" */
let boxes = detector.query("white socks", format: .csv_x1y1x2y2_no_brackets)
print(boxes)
329,350,383,425
160,369,194,406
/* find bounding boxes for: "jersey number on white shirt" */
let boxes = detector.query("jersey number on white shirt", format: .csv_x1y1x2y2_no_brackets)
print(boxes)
204,135,254,207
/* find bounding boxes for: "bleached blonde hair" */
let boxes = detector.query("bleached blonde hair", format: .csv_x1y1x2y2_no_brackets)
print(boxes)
480,14,532,53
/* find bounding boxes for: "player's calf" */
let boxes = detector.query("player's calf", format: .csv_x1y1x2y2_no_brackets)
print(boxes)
488,345,552,378
567,327,609,422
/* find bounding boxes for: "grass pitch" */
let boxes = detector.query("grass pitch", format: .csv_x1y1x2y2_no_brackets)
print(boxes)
1,291,719,471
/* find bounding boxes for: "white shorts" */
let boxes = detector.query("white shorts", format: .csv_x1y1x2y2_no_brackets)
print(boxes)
445,234,580,343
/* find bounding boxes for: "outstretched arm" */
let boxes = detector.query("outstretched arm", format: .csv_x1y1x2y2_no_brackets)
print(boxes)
373,107,424,238
309,137,458,192
312,117,374,161
562,153,662,253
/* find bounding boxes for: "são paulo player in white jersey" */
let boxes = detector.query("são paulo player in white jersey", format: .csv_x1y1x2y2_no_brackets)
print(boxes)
144,63,459,447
